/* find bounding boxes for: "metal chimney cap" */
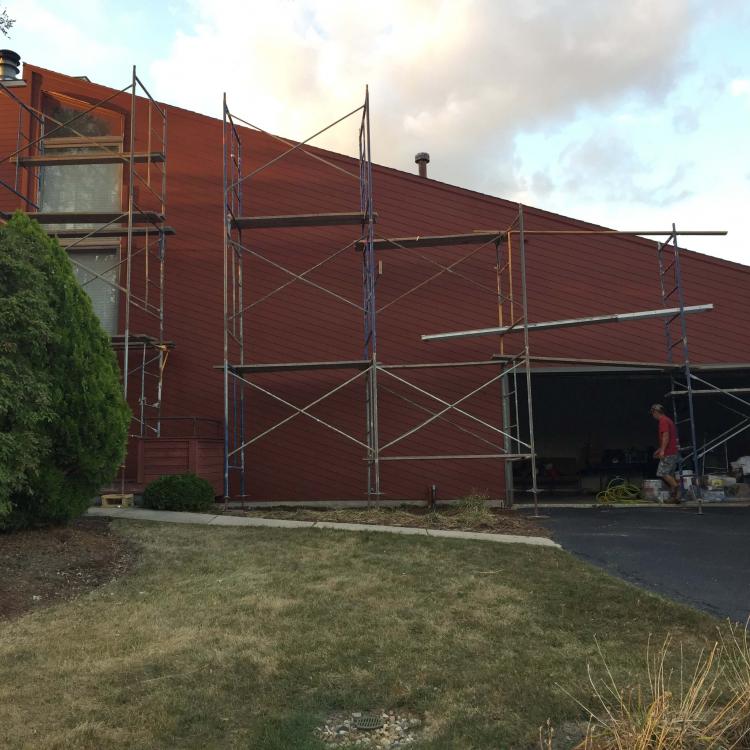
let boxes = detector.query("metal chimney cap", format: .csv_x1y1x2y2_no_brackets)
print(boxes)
0,49,21,80
415,152,430,164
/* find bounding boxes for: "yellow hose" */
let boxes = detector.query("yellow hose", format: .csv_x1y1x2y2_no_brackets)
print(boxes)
596,477,643,504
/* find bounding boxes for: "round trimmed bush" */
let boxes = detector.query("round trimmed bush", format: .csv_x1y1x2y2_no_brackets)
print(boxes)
142,473,215,512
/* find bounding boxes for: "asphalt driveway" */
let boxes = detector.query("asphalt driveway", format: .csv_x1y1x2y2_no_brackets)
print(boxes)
538,506,750,623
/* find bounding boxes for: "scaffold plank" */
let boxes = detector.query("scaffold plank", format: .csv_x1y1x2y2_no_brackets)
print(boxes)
14,152,166,167
110,334,175,350
379,454,531,461
0,210,166,224
232,212,371,229
51,225,176,239
365,231,505,250
493,354,750,371
224,359,371,374
492,354,675,370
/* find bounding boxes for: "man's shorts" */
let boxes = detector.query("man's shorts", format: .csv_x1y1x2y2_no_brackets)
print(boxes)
656,454,679,478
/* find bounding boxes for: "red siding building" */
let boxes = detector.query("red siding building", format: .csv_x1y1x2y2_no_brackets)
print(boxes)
2,61,749,502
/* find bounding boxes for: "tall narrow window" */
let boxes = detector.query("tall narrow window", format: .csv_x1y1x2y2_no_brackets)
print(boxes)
38,95,124,334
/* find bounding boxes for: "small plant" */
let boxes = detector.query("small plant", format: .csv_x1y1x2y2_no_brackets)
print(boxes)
455,490,494,526
142,473,215,513
538,718,554,749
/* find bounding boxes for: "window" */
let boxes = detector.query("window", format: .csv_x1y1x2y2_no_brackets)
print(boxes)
40,138,123,227
37,95,124,335
67,250,119,335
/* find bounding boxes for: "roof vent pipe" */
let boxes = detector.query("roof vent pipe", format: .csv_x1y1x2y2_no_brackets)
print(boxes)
415,152,430,178
0,49,20,80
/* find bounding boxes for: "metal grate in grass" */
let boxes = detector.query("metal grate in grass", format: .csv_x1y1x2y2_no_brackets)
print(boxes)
354,714,385,730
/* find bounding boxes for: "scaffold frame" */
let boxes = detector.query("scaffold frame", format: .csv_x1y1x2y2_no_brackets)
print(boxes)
657,225,750,508
219,85,740,510
0,66,172,443
222,89,379,502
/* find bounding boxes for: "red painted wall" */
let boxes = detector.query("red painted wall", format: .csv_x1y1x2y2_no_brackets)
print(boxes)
2,65,749,502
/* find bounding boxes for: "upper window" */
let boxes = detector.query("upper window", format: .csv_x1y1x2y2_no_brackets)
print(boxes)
39,138,122,223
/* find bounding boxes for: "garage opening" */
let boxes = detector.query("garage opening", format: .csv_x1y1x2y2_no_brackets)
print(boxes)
512,367,750,499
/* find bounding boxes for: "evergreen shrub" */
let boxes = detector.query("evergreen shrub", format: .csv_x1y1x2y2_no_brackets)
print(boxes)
0,213,129,530
142,473,216,512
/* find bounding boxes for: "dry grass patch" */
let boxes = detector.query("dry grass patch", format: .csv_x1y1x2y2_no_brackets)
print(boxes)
0,520,724,749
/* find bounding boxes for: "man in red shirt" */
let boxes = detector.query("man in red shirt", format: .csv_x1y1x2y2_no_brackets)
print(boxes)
650,403,680,503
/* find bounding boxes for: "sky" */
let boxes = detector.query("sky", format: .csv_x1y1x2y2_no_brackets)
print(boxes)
4,0,750,264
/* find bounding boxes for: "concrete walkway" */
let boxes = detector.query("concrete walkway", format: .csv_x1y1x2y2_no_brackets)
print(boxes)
87,506,559,548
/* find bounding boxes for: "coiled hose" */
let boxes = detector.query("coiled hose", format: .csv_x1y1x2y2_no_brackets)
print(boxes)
596,477,643,504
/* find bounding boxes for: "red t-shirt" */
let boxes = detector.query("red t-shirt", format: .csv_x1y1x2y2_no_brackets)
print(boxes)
657,414,678,456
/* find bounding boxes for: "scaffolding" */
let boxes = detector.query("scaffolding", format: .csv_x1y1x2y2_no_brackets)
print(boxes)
222,89,378,501
220,89,742,509
657,226,750,504
426,226,738,509
367,206,540,510
221,91,539,506
0,66,173,443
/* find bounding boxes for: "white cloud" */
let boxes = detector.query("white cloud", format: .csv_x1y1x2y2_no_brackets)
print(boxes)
149,0,697,193
9,0,745,264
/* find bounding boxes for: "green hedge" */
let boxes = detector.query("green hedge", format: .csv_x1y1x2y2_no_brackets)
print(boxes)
142,473,216,512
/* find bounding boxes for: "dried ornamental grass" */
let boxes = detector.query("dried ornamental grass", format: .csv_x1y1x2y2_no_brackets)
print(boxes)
721,622,750,747
568,629,750,750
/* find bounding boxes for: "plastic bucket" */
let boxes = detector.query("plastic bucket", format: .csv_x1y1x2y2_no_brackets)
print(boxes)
680,470,694,491
642,479,662,501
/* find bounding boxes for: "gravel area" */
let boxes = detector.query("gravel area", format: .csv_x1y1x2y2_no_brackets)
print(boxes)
315,710,423,748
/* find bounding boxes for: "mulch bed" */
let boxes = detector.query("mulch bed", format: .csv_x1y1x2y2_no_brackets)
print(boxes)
0,517,136,621
239,505,551,538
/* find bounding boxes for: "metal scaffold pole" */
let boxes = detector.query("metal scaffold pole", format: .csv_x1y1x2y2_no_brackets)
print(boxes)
658,224,701,511
123,65,137,410
360,86,380,504
517,205,540,516
222,92,230,502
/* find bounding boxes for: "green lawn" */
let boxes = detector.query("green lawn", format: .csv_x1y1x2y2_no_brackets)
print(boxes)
0,521,721,749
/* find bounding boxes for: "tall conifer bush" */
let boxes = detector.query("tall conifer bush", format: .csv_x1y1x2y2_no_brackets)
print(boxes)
0,213,129,529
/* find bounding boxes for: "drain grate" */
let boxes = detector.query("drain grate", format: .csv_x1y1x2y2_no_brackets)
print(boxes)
354,714,385,730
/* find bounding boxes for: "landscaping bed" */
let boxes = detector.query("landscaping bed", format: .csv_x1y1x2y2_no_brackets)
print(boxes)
0,517,136,621
238,502,551,537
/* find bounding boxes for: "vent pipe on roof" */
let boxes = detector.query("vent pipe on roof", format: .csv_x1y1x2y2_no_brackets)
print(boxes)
415,152,430,178
0,50,20,80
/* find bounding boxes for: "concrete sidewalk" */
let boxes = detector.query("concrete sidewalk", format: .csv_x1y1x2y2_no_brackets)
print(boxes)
87,507,560,548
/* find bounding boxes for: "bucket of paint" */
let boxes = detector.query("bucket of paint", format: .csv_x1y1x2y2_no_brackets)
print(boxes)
680,470,694,491
642,479,662,501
